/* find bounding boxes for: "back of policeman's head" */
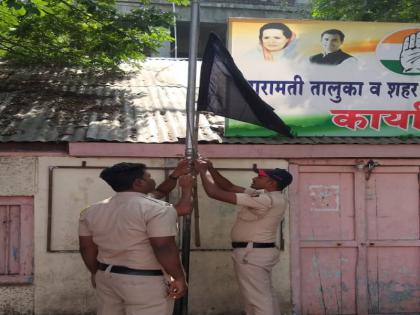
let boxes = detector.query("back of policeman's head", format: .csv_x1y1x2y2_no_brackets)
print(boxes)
100,163,146,192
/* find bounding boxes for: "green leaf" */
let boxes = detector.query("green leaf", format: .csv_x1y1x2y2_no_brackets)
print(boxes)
168,0,190,5
14,5,25,15
0,0,181,71
311,0,420,22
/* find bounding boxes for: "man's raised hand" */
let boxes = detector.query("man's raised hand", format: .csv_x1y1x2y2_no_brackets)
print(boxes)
172,159,190,178
194,158,209,173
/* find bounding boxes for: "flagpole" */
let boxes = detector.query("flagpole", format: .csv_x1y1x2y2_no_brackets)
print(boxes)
177,1,200,315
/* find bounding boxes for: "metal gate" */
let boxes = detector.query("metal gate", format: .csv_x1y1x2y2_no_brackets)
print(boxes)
289,160,420,315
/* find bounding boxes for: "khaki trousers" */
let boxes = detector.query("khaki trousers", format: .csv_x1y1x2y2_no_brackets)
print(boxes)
232,246,281,315
95,269,174,315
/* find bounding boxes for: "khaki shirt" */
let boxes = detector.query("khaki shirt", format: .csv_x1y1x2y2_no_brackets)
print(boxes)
231,188,287,243
79,192,177,270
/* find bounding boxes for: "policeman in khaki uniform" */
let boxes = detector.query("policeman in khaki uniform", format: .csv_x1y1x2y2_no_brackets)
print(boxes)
79,161,193,315
195,158,293,315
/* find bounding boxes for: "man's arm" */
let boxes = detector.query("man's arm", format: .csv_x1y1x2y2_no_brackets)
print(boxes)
204,159,245,193
197,161,237,205
208,165,245,193
173,175,193,216
154,159,189,199
79,236,98,274
149,236,187,299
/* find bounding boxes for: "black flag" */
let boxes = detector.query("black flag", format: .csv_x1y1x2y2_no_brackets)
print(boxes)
197,33,293,138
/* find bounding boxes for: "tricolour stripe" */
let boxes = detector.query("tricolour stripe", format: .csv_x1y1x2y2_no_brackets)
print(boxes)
345,40,379,53
381,28,420,44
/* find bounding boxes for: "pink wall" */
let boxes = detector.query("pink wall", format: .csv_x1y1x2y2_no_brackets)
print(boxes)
68,143,420,158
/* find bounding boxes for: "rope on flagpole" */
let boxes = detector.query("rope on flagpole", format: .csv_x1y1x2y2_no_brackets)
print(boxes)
193,110,201,247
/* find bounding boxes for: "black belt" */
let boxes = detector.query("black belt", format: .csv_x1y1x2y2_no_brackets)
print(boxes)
98,263,163,276
232,242,276,248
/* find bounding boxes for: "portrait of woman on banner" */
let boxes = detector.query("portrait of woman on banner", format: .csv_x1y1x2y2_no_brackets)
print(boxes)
244,22,297,62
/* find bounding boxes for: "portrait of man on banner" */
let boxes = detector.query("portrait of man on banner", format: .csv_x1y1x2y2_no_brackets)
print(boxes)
309,29,357,66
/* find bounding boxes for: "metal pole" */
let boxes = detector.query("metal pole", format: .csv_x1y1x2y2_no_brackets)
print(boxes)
184,0,200,161
177,1,200,315
172,3,178,58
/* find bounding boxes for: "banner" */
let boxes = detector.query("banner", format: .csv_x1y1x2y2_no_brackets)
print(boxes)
227,19,420,137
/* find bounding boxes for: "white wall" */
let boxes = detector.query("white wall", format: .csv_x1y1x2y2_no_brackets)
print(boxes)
1,156,291,315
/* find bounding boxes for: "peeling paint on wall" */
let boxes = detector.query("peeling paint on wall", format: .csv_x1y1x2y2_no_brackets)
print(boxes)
370,280,420,312
309,185,340,212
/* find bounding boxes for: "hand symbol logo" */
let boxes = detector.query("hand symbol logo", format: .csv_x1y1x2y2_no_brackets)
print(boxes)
400,31,420,74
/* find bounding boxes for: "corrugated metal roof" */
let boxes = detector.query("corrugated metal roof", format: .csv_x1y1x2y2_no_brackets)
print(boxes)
0,59,222,143
1,59,419,145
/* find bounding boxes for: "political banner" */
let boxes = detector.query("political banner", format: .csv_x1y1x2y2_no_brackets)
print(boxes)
227,19,420,137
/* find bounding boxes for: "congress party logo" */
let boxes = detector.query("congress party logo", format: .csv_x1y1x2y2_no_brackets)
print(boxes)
376,28,420,75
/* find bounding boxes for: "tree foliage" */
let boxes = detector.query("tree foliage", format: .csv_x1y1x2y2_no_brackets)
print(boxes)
0,0,188,70
312,0,419,23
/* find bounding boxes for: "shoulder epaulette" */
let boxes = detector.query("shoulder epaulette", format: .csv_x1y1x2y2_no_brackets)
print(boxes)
142,195,172,207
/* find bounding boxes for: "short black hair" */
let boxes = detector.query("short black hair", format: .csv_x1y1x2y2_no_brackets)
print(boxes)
321,29,345,42
100,163,146,192
265,168,293,191
259,23,293,41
